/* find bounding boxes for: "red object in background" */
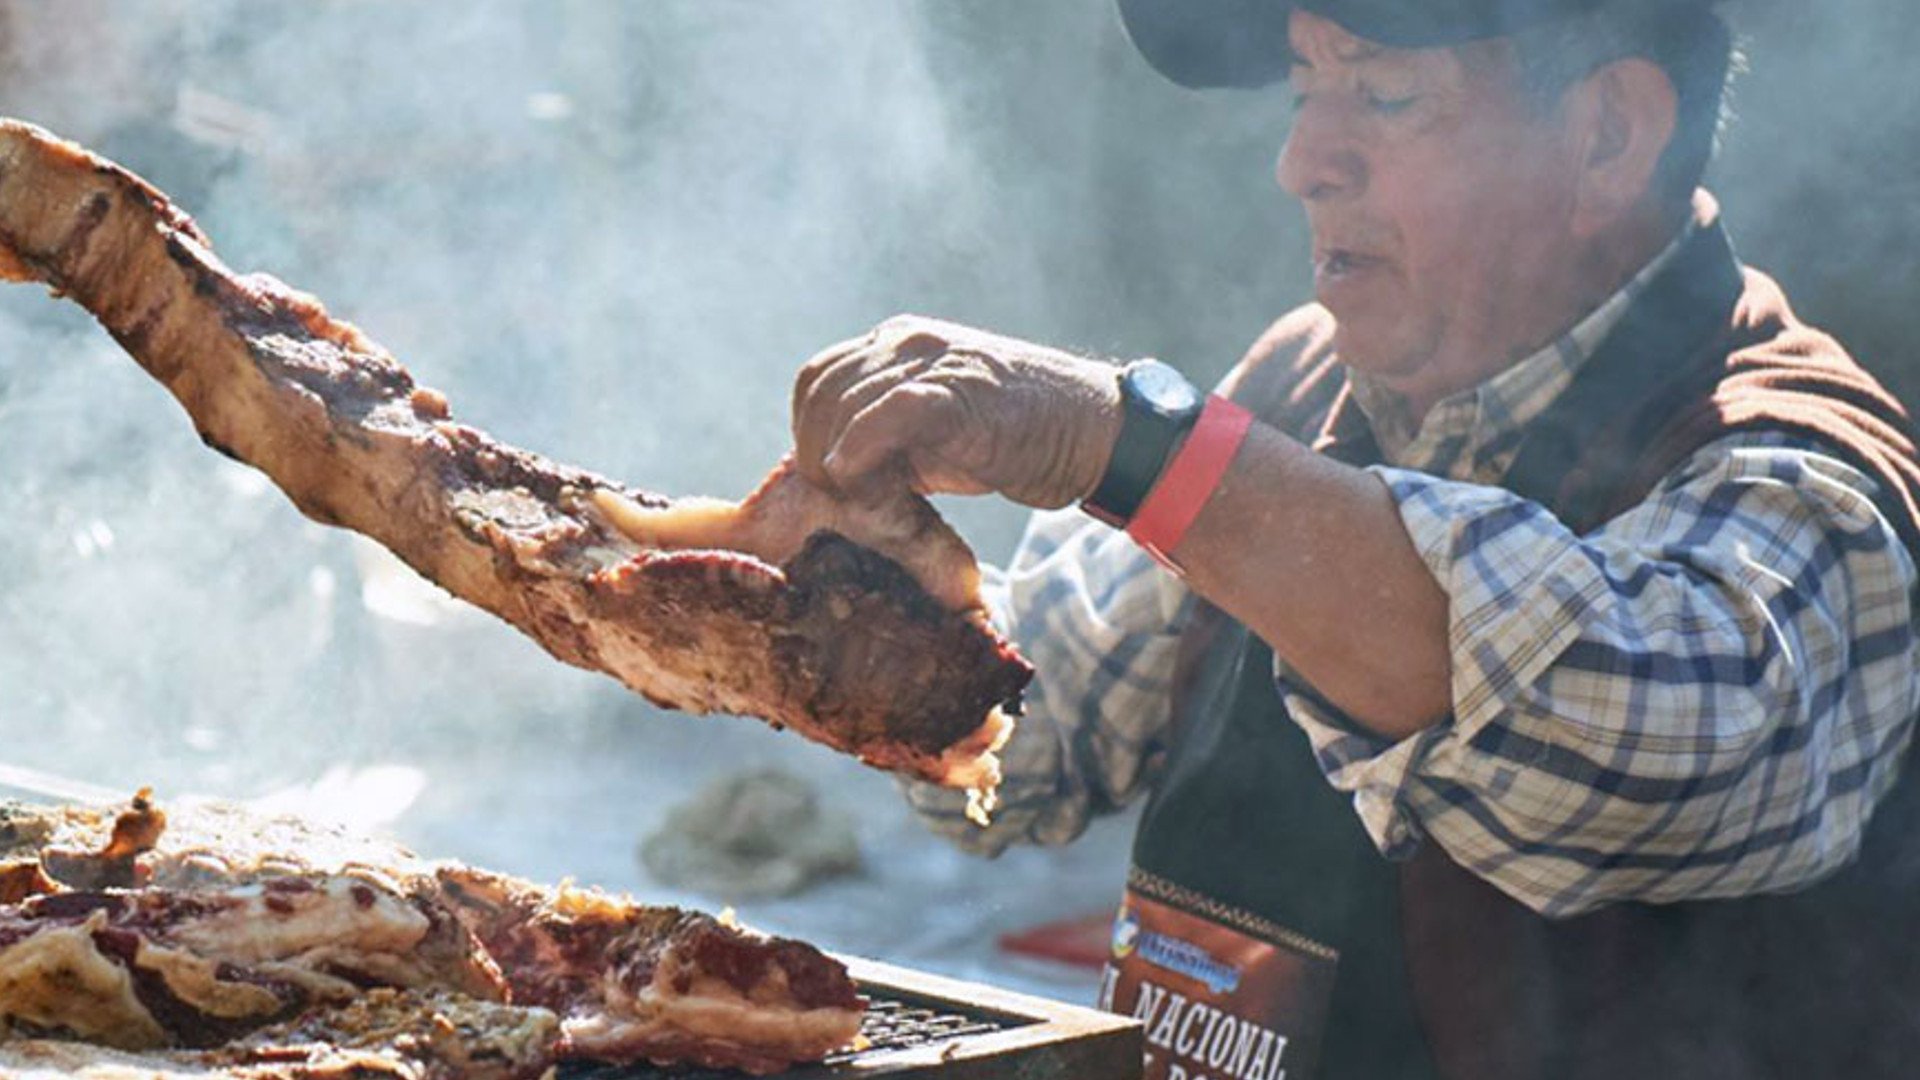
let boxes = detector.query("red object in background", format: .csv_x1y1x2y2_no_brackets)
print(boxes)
997,910,1119,970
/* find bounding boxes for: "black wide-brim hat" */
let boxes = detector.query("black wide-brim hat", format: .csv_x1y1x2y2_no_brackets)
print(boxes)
1117,0,1699,88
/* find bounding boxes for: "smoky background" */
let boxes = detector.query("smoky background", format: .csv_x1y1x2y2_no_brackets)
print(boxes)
0,0,1912,998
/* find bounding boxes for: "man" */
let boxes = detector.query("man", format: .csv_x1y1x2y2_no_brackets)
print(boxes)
792,1,1920,1077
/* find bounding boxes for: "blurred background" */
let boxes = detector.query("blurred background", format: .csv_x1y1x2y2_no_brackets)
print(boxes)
0,0,1914,1003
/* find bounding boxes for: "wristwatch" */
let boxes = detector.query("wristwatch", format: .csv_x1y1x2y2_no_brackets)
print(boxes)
1083,358,1204,527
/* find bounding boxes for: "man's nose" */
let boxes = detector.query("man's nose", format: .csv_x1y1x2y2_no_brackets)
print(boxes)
1276,106,1364,202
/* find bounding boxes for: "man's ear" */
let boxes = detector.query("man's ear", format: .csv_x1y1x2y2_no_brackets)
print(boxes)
1567,57,1678,238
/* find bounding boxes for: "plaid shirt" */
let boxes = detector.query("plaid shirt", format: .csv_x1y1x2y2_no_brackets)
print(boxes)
906,240,1920,918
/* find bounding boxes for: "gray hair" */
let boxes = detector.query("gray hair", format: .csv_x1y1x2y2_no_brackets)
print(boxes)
1506,2,1743,212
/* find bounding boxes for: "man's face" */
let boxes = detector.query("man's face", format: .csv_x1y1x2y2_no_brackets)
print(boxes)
1280,11,1585,403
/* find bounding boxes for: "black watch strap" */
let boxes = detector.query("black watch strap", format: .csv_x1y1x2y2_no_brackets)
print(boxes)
1083,358,1204,526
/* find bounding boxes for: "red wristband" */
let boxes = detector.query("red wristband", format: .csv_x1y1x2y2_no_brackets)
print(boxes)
1126,395,1253,570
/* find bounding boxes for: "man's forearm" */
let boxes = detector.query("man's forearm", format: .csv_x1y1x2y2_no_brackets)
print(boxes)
1170,421,1451,740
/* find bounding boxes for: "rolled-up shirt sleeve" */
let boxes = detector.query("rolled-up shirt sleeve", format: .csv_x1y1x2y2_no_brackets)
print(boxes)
902,507,1193,855
1290,432,1920,917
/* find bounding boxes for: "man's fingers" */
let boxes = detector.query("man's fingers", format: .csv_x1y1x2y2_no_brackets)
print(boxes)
793,346,888,488
792,337,864,422
792,317,936,422
824,382,962,495
796,316,1116,506
794,321,955,492
820,358,942,473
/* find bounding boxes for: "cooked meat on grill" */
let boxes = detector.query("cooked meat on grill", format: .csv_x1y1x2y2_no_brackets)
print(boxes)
0,118,1029,813
0,877,505,1050
0,989,559,1080
0,795,864,1076
0,1036,427,1079
31,788,165,893
205,989,560,1080
434,865,861,1072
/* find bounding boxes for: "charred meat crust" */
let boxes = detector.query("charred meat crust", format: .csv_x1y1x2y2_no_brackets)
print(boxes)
428,865,859,1016
776,534,1029,757
673,917,863,1011
212,989,561,1080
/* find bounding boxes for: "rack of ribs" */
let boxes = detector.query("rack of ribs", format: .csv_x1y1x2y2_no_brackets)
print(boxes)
0,119,1029,819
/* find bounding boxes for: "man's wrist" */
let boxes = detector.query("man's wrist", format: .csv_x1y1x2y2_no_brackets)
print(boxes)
1082,359,1204,526
1126,395,1254,569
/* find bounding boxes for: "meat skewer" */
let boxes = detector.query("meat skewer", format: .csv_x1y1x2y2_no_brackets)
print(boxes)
0,119,1029,819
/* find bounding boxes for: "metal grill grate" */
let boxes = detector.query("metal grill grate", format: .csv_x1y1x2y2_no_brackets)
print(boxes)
559,985,1038,1079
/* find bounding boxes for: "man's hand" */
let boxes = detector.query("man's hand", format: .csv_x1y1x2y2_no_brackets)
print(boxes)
791,315,1124,509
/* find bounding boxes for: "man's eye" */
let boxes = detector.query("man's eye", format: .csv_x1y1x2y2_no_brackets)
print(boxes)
1363,91,1417,115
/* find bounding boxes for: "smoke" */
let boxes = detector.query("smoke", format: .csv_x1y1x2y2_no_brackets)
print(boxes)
0,1,1282,970
0,0,1911,991
1708,1,1920,406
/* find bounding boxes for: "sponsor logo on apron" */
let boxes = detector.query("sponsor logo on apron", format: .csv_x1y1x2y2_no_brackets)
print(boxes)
1101,869,1339,1080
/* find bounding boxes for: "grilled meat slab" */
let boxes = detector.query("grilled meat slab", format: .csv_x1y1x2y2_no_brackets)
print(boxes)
434,866,861,1072
0,796,863,1076
0,119,1028,807
0,990,559,1080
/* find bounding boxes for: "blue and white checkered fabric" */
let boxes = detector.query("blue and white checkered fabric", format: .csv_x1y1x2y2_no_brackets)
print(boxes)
904,239,1919,918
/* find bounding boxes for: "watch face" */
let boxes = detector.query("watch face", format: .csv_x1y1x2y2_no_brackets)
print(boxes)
1131,359,1202,416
